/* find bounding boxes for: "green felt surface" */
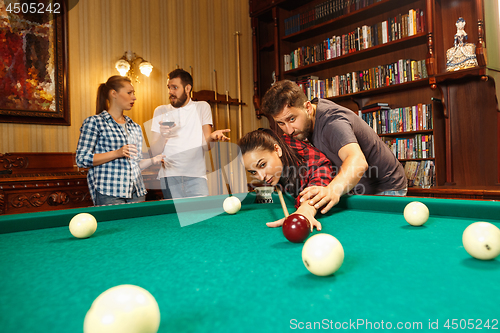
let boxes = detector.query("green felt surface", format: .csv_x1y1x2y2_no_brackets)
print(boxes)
0,194,499,332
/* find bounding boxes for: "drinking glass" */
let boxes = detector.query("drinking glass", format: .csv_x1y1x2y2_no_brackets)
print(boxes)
161,112,176,128
127,132,138,159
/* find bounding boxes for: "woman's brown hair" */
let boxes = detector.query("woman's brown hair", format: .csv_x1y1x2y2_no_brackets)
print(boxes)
96,75,132,114
238,128,306,195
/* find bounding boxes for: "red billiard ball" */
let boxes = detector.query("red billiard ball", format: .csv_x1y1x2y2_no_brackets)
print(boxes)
282,214,311,243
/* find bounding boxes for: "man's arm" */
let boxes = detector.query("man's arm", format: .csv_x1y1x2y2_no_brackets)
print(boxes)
150,130,168,156
151,119,181,156
326,142,368,198
202,124,231,150
300,142,368,213
202,124,213,148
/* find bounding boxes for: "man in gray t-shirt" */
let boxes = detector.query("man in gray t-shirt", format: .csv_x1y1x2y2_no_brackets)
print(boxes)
261,80,407,214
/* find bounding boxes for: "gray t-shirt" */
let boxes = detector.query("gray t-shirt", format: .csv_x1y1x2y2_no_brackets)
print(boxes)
311,99,407,194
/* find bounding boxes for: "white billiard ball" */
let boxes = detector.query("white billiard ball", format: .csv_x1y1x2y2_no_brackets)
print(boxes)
223,196,241,214
84,285,160,333
403,201,429,226
302,233,344,276
69,213,97,238
462,222,500,260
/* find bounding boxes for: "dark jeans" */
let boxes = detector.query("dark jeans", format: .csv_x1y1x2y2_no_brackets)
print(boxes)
95,189,145,206
161,176,209,199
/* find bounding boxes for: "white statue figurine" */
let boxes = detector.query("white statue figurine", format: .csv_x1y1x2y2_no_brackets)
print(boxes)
446,17,478,71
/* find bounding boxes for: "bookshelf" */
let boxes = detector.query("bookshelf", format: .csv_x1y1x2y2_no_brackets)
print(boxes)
360,102,437,187
283,33,428,76
250,0,500,192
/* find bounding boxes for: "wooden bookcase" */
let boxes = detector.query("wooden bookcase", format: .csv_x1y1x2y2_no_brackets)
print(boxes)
250,0,500,193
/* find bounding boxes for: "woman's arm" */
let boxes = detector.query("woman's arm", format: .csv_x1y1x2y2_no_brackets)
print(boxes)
76,117,139,167
139,154,165,170
76,118,99,168
93,145,137,166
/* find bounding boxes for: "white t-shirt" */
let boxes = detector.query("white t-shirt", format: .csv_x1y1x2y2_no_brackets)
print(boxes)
151,100,212,179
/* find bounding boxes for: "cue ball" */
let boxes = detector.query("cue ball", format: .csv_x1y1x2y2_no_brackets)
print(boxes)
69,213,97,238
403,201,429,226
223,196,241,214
282,214,311,243
302,233,344,276
462,222,500,260
84,284,160,333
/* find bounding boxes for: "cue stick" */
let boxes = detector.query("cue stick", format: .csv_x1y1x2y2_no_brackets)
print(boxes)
213,70,219,130
235,31,242,140
226,91,235,193
220,158,233,196
234,32,243,195
191,66,216,194
277,188,289,218
225,91,231,139
213,69,221,194
206,128,217,196
220,92,233,196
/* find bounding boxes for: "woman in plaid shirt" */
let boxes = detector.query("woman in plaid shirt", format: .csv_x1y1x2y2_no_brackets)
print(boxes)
239,129,336,231
76,76,164,205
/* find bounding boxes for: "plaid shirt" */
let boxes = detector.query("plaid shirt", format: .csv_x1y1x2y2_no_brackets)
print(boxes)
76,111,146,204
282,135,336,208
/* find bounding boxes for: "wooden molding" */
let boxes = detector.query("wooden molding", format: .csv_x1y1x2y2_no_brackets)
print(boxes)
192,90,245,106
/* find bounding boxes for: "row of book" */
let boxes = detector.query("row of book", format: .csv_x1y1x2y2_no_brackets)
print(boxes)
404,160,435,187
284,0,382,36
382,134,435,160
357,9,425,49
294,59,427,99
296,78,325,101
361,104,433,135
284,9,425,70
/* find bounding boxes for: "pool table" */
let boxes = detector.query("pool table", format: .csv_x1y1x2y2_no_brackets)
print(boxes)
1,193,499,332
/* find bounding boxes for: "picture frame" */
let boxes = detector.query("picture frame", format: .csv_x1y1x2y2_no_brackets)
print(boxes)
0,0,69,125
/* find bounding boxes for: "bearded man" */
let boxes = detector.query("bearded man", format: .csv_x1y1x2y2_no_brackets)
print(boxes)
151,69,229,199
261,80,407,214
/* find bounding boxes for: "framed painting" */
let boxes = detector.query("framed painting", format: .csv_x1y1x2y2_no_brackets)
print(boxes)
0,0,69,125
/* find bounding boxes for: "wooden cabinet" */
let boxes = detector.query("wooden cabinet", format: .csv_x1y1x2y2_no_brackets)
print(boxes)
0,153,163,215
250,0,499,192
0,153,92,215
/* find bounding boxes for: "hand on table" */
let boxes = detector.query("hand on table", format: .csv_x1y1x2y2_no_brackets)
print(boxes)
266,214,322,232
306,215,322,232
266,217,285,228
300,185,340,214
296,211,322,232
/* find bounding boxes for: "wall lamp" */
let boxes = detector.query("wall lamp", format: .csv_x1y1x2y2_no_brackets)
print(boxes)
115,51,153,80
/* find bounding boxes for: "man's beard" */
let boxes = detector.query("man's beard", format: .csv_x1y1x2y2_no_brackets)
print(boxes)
170,91,188,108
292,116,313,141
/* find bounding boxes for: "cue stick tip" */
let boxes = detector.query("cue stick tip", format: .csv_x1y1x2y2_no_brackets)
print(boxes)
277,188,289,218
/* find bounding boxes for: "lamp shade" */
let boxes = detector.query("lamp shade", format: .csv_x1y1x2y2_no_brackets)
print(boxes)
139,61,153,77
115,59,130,76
